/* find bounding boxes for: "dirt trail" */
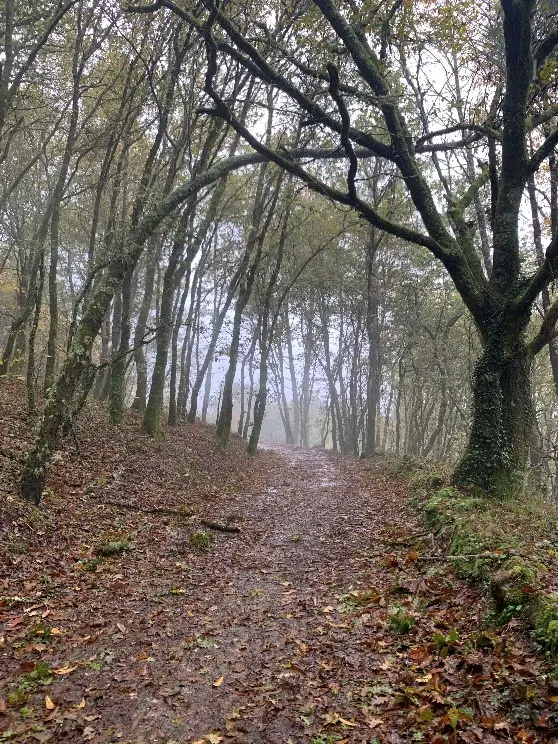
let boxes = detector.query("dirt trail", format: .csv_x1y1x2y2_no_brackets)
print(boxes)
122,445,398,743
2,439,557,743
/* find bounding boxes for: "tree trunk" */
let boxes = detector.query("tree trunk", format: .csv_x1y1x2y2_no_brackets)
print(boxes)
26,252,45,413
363,229,381,456
285,309,300,444
168,271,191,426
131,238,160,411
187,277,238,422
109,266,133,424
92,307,111,399
143,214,190,436
453,325,533,498
216,293,246,447
275,346,300,445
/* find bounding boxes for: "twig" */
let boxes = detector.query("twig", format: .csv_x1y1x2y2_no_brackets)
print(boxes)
200,518,241,533
381,531,432,546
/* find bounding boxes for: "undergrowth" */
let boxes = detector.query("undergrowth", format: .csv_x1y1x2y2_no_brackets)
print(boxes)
388,456,558,657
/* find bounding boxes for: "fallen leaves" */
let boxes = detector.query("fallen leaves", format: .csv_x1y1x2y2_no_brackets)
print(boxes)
1,391,556,744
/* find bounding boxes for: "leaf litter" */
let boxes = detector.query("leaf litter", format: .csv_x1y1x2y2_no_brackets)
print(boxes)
0,379,557,742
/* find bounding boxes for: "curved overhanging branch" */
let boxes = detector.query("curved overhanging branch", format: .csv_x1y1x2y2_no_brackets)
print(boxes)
534,29,558,70
527,127,558,177
201,38,441,253
200,27,490,321
529,296,558,355
133,0,398,163
515,229,558,312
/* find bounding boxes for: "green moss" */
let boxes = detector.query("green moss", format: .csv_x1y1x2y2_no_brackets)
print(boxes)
189,531,213,552
95,538,130,557
529,595,558,654
80,556,103,571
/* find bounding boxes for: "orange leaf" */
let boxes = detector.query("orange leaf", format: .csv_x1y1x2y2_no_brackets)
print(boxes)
213,675,224,687
54,664,77,675
338,717,358,727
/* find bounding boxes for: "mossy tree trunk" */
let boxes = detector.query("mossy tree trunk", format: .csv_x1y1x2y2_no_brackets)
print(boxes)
131,238,160,412
109,267,133,424
453,315,533,498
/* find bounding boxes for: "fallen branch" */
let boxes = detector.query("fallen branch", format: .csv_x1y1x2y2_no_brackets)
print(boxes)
200,518,241,533
417,552,513,561
363,550,517,561
381,531,432,546
102,499,190,517
100,499,241,532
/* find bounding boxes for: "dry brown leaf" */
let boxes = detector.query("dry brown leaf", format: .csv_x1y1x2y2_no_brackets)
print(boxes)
338,716,358,728
45,695,55,710
54,664,77,675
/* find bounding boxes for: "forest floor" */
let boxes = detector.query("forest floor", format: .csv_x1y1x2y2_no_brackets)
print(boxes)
1,380,558,744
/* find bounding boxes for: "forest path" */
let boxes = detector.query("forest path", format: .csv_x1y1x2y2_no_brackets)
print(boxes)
127,444,405,743
1,430,556,744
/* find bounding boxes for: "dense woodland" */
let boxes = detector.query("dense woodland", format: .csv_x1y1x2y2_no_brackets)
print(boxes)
1,0,558,501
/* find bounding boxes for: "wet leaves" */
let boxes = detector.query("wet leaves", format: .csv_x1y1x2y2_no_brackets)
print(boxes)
1,381,557,741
